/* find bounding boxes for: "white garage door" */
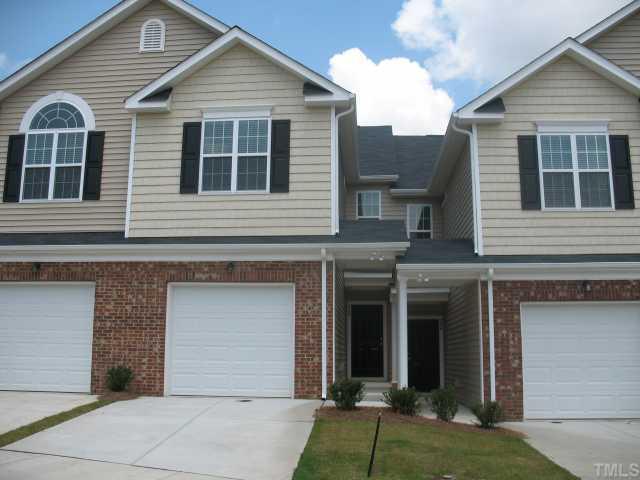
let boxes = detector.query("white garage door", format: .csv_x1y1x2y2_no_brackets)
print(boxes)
522,303,640,419
0,284,94,393
167,284,294,397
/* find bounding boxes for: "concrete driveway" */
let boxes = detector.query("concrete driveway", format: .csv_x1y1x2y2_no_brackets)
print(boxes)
1,396,319,480
0,392,97,434
505,419,640,480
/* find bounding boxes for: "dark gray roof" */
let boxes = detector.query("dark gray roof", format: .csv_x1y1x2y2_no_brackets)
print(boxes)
474,97,505,114
0,220,408,247
357,126,443,188
393,136,443,189
357,126,396,176
303,82,331,96
141,88,172,102
401,239,640,264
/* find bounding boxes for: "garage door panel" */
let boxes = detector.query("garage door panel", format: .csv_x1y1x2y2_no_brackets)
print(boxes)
168,285,294,397
0,284,94,393
523,303,640,419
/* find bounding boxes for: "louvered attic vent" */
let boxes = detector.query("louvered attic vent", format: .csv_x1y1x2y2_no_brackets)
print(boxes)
140,19,165,52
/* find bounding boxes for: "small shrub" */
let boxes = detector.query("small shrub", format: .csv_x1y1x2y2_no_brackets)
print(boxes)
383,387,420,416
429,386,458,422
329,379,365,410
472,401,503,429
106,366,134,392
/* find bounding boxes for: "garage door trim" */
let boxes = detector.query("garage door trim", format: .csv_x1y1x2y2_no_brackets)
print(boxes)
164,282,296,398
520,300,640,420
0,281,95,393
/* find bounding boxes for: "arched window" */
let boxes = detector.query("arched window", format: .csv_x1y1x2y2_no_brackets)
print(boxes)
22,101,88,201
140,18,166,52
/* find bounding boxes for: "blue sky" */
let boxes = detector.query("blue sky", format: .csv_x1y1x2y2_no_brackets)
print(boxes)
0,0,630,134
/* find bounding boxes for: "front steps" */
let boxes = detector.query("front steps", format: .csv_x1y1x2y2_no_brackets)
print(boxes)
363,382,392,402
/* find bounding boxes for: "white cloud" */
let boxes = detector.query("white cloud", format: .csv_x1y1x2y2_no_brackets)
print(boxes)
392,0,630,83
0,53,8,70
0,53,31,81
329,48,454,135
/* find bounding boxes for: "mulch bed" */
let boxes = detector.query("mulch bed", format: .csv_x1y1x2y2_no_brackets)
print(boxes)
317,406,524,438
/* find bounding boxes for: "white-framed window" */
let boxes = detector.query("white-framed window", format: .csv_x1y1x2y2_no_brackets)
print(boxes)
140,18,165,52
407,204,432,239
199,117,271,193
21,102,87,202
356,191,381,219
537,131,615,210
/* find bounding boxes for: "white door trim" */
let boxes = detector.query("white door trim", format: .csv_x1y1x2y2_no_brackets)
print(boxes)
164,282,296,398
347,301,388,381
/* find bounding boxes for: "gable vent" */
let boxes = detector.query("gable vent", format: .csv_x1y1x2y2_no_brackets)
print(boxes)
140,19,165,52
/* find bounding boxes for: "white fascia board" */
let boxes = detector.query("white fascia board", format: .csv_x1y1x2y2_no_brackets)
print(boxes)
344,272,393,279
304,95,352,107
0,241,409,262
456,38,640,119
389,189,430,197
358,175,399,184
397,261,640,281
0,0,228,102
454,113,504,125
576,0,640,44
126,28,353,111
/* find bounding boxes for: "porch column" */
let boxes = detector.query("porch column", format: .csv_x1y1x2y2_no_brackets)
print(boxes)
390,293,398,385
398,276,409,388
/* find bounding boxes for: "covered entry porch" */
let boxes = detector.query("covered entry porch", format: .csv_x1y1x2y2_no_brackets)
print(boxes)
335,260,485,407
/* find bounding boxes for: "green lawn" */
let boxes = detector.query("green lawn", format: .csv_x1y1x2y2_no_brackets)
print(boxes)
0,399,114,448
294,417,577,480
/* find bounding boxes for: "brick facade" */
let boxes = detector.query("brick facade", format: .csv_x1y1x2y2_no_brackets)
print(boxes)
481,279,640,420
0,260,334,398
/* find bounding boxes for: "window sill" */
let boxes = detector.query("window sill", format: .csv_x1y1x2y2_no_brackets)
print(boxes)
19,199,83,204
198,190,270,196
541,207,616,212
357,216,382,220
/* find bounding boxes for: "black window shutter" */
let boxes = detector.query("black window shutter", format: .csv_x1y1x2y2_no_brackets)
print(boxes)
180,122,201,194
610,135,635,209
517,135,541,210
83,131,105,200
3,134,25,203
270,119,290,193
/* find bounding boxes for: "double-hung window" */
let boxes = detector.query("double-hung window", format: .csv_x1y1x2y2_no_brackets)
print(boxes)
22,102,87,201
200,116,270,193
356,191,381,219
407,204,432,239
538,130,614,209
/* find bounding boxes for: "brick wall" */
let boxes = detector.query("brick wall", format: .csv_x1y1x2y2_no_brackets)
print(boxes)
481,279,640,420
0,260,333,398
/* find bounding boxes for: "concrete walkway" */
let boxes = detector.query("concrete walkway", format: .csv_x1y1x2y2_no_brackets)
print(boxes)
0,392,97,434
505,419,640,480
1,396,320,480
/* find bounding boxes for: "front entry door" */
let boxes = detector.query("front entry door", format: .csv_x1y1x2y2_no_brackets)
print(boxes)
351,304,384,378
408,319,440,392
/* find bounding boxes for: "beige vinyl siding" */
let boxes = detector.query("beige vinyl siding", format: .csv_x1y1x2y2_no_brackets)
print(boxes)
445,281,482,407
478,56,640,255
0,1,217,232
588,10,640,77
129,44,332,237
344,184,444,239
442,146,474,239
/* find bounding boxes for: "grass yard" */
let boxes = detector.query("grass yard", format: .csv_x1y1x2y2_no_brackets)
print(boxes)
294,410,577,480
0,398,114,448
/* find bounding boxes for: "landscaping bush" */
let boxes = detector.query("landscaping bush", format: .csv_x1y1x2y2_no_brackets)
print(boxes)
106,366,134,392
383,387,420,416
472,401,503,429
429,386,458,422
329,379,365,410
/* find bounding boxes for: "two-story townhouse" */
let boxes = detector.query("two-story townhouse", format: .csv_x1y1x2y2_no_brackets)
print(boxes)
2,0,640,422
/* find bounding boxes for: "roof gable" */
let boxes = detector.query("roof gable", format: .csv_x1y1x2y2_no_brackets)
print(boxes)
577,0,640,44
0,0,228,102
126,27,352,111
456,38,640,122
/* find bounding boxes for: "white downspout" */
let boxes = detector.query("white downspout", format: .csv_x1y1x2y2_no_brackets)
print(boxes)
451,116,483,256
487,268,496,401
332,100,355,235
321,248,328,399
124,113,137,238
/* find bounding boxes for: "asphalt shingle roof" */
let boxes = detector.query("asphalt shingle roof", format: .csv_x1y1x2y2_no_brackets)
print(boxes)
357,126,443,188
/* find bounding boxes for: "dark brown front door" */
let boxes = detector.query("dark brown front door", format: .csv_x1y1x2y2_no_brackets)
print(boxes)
408,319,440,392
351,304,384,378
